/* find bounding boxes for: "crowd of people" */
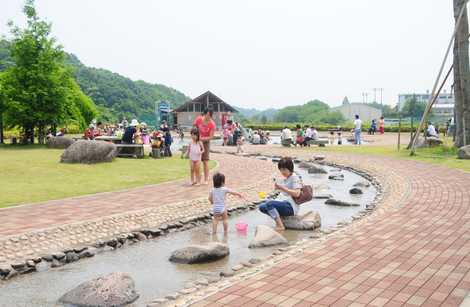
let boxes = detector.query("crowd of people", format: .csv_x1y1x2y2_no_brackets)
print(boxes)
281,124,319,146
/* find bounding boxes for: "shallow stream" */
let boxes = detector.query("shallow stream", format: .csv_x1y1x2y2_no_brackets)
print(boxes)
0,164,376,307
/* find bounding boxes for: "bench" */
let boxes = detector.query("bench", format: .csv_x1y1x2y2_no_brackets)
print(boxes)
116,144,144,158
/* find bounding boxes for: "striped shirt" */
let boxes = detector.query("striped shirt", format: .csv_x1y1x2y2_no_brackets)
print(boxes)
211,187,232,215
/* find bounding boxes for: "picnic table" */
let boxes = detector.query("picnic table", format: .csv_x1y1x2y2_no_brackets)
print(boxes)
115,144,144,158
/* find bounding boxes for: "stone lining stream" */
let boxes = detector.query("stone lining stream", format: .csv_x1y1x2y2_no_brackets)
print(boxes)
0,161,377,307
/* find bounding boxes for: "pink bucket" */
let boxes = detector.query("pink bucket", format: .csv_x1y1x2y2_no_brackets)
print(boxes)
235,222,248,232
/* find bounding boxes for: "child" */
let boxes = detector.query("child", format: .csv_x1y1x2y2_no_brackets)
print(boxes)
209,173,245,234
237,135,244,154
187,127,204,185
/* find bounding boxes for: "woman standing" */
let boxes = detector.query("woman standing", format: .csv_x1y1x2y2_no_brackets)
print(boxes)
193,108,216,185
378,117,385,134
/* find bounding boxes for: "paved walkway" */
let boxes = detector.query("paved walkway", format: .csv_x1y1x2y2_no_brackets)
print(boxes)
0,153,275,238
192,145,470,307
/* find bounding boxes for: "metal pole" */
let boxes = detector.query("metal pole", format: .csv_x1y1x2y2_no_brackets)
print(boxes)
398,113,402,151
410,0,469,154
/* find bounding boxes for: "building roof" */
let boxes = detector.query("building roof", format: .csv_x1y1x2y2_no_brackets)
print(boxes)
173,91,238,113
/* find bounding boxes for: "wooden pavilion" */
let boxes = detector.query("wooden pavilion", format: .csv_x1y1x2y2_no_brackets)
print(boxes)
173,91,237,129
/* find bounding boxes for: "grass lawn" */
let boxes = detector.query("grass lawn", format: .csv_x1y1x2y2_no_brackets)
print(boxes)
0,145,215,208
308,138,470,172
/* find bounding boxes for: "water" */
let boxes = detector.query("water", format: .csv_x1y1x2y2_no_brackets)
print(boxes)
0,165,376,307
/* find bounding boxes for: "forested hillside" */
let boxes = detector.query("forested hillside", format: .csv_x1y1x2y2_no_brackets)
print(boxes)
274,100,345,124
0,40,190,123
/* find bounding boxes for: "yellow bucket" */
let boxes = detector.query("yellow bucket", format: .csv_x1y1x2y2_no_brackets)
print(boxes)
258,191,266,199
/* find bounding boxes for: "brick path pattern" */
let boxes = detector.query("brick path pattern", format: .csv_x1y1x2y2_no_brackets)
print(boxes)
193,146,470,307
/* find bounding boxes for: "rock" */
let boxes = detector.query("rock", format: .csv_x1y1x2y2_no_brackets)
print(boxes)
165,293,179,300
180,288,197,295
59,272,139,307
248,225,288,248
328,174,344,180
51,259,64,268
232,264,244,271
52,251,66,260
281,211,321,230
416,137,443,148
42,254,54,262
60,140,117,164
5,269,18,280
314,194,333,199
308,165,328,174
0,264,12,277
195,278,209,286
148,298,168,306
220,269,234,277
79,247,97,258
169,243,229,264
35,261,49,272
349,188,363,195
312,155,326,161
135,233,147,241
298,161,314,169
10,261,26,271
66,252,79,263
458,145,470,159
46,136,75,149
325,199,360,207
249,258,261,264
353,181,370,188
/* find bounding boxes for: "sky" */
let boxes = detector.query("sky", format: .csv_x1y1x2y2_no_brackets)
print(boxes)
0,1,459,109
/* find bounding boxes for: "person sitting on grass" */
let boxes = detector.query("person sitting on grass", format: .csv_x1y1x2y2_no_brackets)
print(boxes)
259,157,301,231
209,172,245,234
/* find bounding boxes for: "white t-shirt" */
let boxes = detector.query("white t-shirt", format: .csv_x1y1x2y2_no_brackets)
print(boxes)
281,128,292,140
312,129,319,140
276,173,302,215
305,128,313,138
211,187,232,214
427,125,438,137
354,119,362,130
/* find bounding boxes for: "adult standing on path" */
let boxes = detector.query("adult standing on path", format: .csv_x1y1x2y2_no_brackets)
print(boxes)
193,108,216,184
353,114,362,145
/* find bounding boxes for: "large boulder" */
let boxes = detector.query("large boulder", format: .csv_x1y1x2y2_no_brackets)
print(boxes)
325,199,360,207
417,137,443,148
46,136,75,149
281,211,321,230
169,243,229,264
298,161,314,169
61,140,117,164
308,165,328,174
248,225,288,248
59,272,139,307
458,145,470,159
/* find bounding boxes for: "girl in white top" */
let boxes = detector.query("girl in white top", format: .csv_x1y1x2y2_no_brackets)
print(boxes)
187,127,204,185
209,172,245,234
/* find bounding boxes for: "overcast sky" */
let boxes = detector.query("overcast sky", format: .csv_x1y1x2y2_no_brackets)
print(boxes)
0,1,459,109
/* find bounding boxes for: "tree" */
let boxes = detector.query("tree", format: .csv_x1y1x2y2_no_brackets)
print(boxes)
453,0,470,147
0,73,5,144
401,97,427,119
260,114,268,124
1,0,96,143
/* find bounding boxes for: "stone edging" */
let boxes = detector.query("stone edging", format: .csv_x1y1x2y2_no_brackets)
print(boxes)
144,154,387,307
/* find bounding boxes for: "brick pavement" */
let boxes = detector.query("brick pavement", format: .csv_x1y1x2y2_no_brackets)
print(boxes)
191,145,470,307
0,153,275,239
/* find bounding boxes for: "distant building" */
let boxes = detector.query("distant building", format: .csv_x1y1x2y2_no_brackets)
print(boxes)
398,90,454,118
173,91,237,129
332,96,382,122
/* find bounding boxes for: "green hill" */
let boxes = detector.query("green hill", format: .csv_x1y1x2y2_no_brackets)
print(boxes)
0,40,190,124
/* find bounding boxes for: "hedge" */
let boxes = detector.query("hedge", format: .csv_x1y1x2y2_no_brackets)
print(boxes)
243,123,444,133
